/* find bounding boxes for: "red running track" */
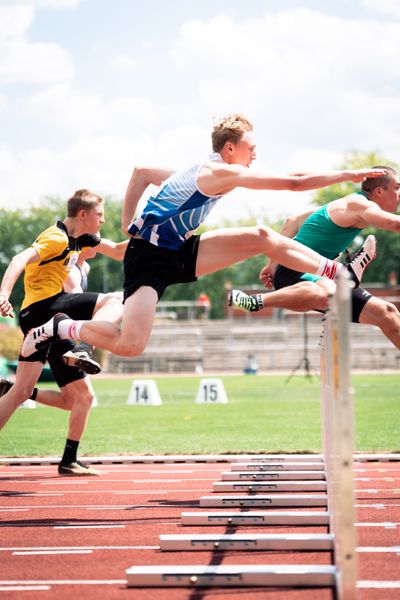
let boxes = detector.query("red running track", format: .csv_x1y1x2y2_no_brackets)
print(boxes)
0,460,400,599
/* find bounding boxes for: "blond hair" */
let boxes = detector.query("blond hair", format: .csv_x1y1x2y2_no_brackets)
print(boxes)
67,189,104,217
211,113,253,153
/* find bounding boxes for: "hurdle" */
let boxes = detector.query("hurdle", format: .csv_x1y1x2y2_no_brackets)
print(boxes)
126,272,357,597
320,271,357,598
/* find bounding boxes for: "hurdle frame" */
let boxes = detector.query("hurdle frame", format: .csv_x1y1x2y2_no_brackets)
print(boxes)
320,271,358,599
126,272,358,596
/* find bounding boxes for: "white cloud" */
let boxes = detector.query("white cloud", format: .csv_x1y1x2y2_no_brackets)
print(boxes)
0,5,34,39
0,124,207,212
26,84,161,136
109,54,141,71
362,0,400,19
171,9,400,158
2,4,400,226
0,93,8,110
0,5,74,84
4,0,82,8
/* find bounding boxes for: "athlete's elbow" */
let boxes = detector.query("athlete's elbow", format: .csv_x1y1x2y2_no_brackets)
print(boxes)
289,177,309,192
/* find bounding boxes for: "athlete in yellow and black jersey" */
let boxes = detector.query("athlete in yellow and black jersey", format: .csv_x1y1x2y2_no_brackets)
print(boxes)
19,221,102,380
22,221,100,308
0,189,110,476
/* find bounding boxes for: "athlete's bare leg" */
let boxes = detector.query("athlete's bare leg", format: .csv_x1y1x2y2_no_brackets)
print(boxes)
92,292,123,324
74,286,158,356
359,296,400,349
33,378,96,441
0,361,43,429
195,226,333,277
260,280,334,312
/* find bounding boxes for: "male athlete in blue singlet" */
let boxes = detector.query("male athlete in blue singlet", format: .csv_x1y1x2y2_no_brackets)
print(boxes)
230,167,400,349
19,114,384,359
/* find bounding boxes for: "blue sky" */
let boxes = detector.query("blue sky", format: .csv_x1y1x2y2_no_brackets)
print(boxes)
1,0,400,224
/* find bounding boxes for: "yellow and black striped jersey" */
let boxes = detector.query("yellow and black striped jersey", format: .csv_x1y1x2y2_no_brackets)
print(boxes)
22,221,100,309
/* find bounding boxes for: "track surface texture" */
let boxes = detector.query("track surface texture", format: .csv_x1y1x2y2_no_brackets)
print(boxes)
0,458,399,599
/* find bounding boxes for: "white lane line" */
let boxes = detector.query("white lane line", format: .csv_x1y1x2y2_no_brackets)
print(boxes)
356,503,400,508
0,580,126,586
149,468,225,472
357,546,400,553
24,476,400,486
358,581,400,589
86,506,149,510
2,546,159,551
0,508,29,512
13,550,93,556
113,488,208,495
54,524,126,530
134,479,182,483
2,488,209,495
356,489,400,494
0,503,193,510
2,493,63,497
356,522,398,528
150,470,195,473
41,481,89,486
0,585,51,591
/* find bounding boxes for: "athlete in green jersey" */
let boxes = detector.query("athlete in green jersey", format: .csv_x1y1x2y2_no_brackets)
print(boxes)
230,167,400,350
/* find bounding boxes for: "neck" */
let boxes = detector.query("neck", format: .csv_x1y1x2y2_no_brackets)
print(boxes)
63,217,79,237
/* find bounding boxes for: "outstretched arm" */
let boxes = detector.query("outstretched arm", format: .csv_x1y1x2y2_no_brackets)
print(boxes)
121,166,174,234
0,247,39,316
352,199,400,232
198,165,387,196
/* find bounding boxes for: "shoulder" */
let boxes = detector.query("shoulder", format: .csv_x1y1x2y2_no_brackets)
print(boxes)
33,224,68,253
343,192,375,214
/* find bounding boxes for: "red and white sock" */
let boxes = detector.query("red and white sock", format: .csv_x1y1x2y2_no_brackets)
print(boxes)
316,259,344,280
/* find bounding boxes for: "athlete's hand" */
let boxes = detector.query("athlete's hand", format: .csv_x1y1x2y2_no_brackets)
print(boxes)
259,261,276,289
348,168,387,183
0,294,14,318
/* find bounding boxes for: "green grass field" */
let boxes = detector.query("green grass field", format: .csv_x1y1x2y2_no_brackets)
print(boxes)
0,373,399,457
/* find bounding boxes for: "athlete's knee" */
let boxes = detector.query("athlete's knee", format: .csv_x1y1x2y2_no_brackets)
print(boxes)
60,382,94,411
104,292,123,303
114,338,147,357
313,285,331,309
12,382,37,405
379,301,400,328
56,394,75,410
252,224,276,249
95,292,122,310
80,389,95,409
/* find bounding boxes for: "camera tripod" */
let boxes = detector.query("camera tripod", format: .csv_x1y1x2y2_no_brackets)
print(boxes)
285,313,314,383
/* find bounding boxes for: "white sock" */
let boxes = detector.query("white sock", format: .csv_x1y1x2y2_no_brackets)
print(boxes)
58,319,84,342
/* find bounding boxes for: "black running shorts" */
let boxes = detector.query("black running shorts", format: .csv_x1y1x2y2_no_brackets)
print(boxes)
123,236,200,302
18,292,99,387
273,265,372,323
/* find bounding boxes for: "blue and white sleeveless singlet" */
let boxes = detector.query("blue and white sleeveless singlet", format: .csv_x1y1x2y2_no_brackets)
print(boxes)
128,153,224,250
